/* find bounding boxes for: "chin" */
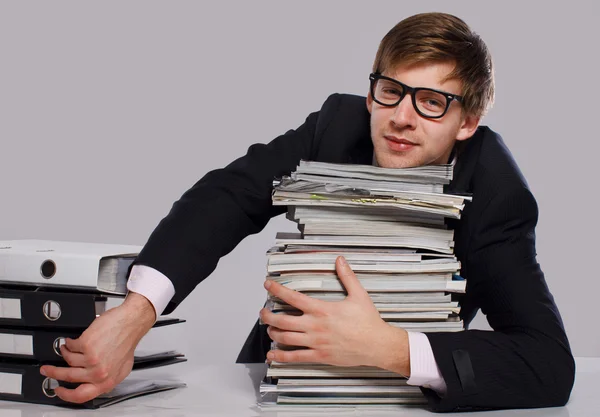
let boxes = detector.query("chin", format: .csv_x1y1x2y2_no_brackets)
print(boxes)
374,152,423,169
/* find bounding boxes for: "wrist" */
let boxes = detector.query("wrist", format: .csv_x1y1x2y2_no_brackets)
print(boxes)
372,325,411,377
122,291,156,331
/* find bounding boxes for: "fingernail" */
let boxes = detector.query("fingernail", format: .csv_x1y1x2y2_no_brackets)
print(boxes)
40,367,46,376
267,351,275,359
339,256,348,266
264,280,272,289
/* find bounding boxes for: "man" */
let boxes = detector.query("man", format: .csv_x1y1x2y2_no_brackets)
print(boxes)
41,12,575,412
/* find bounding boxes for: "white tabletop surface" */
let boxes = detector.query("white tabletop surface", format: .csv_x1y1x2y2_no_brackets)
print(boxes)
1,357,598,417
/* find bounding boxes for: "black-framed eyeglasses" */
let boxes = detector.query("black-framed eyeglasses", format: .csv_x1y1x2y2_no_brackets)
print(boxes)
369,73,463,119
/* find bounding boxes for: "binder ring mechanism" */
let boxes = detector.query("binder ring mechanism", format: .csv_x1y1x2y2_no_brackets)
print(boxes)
42,300,62,321
53,337,66,357
42,377,60,398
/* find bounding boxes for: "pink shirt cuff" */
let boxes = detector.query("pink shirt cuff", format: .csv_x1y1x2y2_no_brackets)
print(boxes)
126,265,176,320
406,331,447,396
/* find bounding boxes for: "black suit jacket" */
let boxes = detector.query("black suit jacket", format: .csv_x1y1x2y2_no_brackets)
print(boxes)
136,93,575,412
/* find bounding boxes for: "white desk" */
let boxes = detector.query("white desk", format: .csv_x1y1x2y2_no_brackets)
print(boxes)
1,357,598,416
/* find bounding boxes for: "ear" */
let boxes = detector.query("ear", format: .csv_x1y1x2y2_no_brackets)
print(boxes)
455,113,480,141
366,91,373,114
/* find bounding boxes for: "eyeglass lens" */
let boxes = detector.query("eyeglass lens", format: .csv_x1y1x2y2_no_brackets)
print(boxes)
374,79,448,117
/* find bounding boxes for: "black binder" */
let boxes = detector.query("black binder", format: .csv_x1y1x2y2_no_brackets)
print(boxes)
0,327,81,362
0,326,189,365
0,287,186,330
0,286,188,408
0,360,186,408
132,350,187,370
0,288,106,329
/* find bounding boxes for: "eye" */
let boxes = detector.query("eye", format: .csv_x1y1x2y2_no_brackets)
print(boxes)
382,87,402,96
417,91,446,112
425,98,443,108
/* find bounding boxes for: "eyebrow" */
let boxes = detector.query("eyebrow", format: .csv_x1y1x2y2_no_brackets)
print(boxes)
380,74,461,96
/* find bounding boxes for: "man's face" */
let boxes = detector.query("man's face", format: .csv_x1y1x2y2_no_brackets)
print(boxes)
367,61,479,169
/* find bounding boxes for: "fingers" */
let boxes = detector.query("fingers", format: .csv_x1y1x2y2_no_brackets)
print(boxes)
60,344,87,367
54,383,105,404
40,365,93,384
264,280,321,313
335,256,368,299
264,280,316,312
267,326,311,348
260,308,307,332
64,337,84,354
267,348,321,364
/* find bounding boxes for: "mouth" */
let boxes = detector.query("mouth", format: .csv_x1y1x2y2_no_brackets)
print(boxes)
384,135,417,152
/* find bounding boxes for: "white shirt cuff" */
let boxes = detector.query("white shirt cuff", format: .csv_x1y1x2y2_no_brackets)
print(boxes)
406,331,447,396
126,265,176,320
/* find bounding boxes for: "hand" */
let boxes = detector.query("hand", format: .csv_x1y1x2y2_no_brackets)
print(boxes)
261,256,410,375
40,292,156,403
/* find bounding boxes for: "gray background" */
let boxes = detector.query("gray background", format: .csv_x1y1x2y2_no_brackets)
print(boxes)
1,1,598,362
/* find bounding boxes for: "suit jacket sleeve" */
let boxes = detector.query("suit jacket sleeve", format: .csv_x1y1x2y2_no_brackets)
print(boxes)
423,186,575,412
134,101,329,314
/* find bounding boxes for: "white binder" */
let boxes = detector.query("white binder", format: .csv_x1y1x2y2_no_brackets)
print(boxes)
0,240,142,294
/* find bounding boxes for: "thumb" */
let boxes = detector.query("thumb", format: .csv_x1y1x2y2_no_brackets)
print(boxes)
335,256,368,300
65,337,84,354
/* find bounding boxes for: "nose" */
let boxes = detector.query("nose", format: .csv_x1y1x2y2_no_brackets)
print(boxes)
390,93,418,129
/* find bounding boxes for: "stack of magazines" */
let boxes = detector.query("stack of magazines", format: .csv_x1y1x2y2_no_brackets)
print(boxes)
259,160,470,408
0,240,186,408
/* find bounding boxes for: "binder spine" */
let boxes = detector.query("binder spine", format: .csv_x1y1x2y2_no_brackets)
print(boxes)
0,362,88,406
0,328,82,362
0,362,58,405
0,290,106,328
